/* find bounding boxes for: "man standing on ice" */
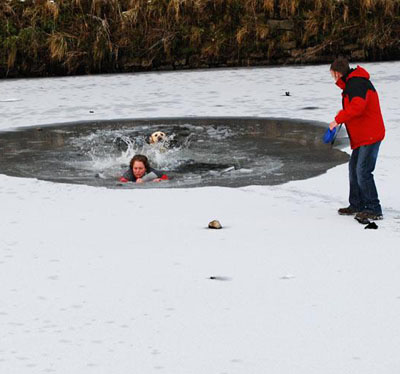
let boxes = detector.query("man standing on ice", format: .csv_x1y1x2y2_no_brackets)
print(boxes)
329,57,385,221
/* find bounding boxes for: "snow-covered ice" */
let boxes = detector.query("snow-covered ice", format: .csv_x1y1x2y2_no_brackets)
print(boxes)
1,62,400,373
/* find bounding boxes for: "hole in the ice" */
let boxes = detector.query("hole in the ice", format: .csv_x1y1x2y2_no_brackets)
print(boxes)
0,117,348,188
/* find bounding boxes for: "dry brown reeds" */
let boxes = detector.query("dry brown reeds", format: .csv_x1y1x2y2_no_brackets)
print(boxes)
0,0,399,77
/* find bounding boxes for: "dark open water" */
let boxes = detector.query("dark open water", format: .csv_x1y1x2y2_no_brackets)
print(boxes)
0,117,349,188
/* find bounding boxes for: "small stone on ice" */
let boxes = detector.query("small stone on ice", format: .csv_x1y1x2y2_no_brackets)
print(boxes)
208,220,222,229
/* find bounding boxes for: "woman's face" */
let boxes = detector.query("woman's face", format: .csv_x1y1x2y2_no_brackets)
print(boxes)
132,161,146,179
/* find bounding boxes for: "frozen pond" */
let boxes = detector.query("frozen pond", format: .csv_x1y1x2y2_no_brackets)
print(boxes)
1,62,400,374
0,117,348,188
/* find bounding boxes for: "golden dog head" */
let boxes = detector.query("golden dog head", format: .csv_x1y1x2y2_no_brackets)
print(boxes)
149,131,167,144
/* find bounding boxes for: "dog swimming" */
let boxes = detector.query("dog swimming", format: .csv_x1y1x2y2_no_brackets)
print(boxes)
149,131,167,144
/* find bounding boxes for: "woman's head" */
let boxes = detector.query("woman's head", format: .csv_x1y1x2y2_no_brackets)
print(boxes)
130,154,150,179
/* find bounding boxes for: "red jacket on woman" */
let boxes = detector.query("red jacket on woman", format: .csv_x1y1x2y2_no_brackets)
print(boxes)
335,66,385,149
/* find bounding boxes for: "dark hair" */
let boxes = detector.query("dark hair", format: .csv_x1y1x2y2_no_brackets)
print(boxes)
330,57,350,75
130,154,150,171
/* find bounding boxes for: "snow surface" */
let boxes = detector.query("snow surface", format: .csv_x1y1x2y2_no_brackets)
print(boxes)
1,62,400,374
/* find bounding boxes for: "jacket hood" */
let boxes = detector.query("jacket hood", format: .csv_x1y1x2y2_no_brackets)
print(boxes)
346,65,370,80
336,65,370,89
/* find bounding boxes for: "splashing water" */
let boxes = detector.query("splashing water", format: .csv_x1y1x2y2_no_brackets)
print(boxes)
0,117,349,188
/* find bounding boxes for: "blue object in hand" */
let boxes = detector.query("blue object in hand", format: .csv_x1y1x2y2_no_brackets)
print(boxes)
323,127,337,144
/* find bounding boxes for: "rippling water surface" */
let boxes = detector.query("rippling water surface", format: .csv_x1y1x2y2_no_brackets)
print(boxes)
0,117,348,188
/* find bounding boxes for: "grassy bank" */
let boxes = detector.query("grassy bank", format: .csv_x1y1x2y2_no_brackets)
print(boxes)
1,0,399,77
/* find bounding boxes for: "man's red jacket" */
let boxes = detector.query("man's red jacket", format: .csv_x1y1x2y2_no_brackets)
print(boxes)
335,66,385,149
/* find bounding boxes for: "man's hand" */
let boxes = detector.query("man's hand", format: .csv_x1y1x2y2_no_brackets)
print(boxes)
329,120,338,130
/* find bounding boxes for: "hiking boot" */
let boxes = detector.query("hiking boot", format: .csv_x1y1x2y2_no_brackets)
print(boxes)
338,206,359,216
355,211,383,221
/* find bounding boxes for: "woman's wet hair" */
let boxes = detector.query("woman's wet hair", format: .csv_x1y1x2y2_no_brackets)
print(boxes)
130,154,150,171
330,57,350,75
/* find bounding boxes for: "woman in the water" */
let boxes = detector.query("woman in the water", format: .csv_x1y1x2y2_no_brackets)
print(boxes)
119,154,168,183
